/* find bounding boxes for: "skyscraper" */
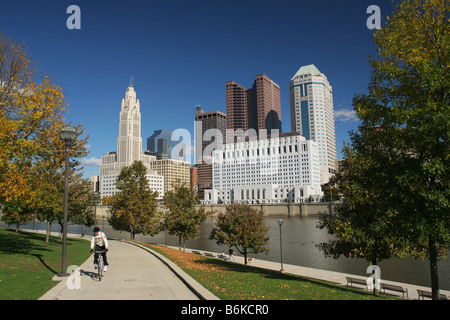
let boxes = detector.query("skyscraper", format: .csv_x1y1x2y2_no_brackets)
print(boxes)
194,105,227,199
226,74,281,136
100,81,164,198
289,64,337,184
147,129,184,160
117,84,142,167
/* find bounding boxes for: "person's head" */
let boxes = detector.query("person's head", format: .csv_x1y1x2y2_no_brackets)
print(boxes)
94,227,100,235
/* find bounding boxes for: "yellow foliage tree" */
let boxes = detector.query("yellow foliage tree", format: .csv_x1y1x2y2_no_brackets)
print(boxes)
0,33,70,229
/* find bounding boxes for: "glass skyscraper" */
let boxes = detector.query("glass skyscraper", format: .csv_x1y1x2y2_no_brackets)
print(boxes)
147,129,184,161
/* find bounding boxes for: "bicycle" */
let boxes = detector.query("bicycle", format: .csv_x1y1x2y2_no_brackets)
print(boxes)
94,250,106,281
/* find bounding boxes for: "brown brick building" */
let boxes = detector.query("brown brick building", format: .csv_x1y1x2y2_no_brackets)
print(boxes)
226,74,281,136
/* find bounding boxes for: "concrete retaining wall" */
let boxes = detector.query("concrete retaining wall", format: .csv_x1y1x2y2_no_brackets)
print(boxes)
201,202,335,217
96,202,335,219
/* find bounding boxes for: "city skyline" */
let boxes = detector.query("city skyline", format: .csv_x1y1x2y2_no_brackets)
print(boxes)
0,0,396,179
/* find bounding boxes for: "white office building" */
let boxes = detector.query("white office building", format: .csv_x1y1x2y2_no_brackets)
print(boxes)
100,81,164,199
100,171,164,199
289,64,337,185
203,132,322,204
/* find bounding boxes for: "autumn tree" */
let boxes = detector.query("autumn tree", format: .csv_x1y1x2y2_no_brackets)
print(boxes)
108,161,160,240
0,33,70,229
210,204,269,264
0,34,67,200
163,181,209,251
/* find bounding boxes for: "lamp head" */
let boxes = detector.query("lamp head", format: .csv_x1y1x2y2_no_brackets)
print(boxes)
60,126,77,147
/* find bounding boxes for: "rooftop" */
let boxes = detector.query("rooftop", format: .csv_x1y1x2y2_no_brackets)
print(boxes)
291,64,321,80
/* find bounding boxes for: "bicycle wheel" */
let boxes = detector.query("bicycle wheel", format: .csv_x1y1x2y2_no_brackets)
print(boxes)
98,255,103,281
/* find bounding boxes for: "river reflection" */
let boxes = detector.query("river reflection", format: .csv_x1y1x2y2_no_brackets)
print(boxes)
13,215,449,290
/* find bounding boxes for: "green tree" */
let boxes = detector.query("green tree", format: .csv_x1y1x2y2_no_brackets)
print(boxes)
0,199,34,232
365,0,449,300
33,124,93,242
108,161,160,240
210,204,269,264
317,145,412,294
163,182,209,251
320,0,449,299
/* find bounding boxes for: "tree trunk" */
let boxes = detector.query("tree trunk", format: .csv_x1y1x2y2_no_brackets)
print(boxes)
46,221,51,243
130,227,135,241
428,236,440,300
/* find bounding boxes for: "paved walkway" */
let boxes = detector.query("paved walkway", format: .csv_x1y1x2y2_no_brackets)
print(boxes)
39,233,449,300
39,239,215,300
196,247,450,300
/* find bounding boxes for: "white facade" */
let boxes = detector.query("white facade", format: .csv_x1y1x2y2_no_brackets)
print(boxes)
289,64,337,185
100,82,164,199
100,172,164,199
204,132,323,204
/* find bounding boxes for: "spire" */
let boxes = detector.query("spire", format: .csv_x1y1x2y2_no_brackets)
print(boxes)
129,76,134,88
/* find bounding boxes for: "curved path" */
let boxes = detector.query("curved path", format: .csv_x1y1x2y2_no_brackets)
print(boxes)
39,239,216,300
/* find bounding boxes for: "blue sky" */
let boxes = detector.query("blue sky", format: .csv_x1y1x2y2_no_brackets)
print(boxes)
0,0,396,178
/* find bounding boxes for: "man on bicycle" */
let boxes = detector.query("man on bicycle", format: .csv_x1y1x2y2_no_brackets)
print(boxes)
90,227,109,272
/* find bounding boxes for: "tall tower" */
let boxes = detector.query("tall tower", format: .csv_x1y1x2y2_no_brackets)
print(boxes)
100,79,165,199
226,74,281,136
289,64,336,185
117,82,142,168
194,105,227,199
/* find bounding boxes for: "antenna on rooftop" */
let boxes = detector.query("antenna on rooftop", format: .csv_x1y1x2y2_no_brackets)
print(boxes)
130,76,134,87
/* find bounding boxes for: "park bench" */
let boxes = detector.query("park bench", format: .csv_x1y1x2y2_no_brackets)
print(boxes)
380,283,408,298
203,252,215,258
346,277,367,289
192,250,202,255
417,289,448,300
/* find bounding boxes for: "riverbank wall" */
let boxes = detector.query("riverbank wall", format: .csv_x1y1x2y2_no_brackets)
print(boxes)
200,202,335,217
94,202,335,220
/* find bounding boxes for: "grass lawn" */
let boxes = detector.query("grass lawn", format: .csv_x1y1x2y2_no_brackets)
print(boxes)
141,243,396,300
0,226,91,300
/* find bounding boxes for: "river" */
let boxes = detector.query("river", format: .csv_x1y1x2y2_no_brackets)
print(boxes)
10,215,450,290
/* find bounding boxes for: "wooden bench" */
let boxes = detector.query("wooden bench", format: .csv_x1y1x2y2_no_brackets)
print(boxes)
380,283,408,298
192,250,202,255
346,277,367,289
417,289,448,300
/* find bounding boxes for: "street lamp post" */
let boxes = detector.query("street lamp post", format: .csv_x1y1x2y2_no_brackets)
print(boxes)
278,219,284,272
58,126,77,277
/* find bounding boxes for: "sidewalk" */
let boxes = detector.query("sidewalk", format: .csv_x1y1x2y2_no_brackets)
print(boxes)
39,239,218,300
190,247,450,300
